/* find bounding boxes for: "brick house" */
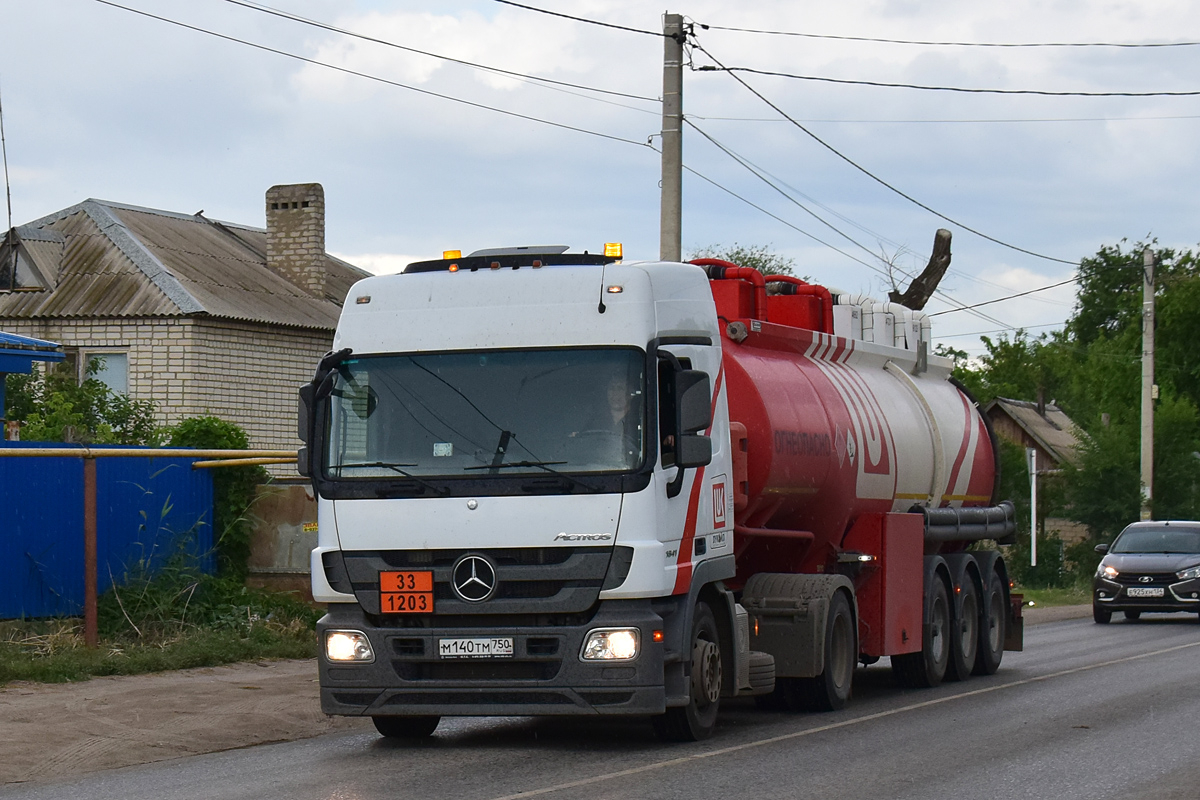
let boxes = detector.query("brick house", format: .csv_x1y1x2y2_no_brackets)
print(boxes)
0,183,368,451
985,396,1089,544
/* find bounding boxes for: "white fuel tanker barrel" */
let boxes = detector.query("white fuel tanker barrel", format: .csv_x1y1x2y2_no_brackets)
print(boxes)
694,260,1002,581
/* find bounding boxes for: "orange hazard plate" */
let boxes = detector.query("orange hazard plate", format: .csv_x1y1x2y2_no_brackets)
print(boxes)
379,571,434,614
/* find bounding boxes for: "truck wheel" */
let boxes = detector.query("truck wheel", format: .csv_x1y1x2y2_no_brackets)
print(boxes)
1092,604,1112,624
653,602,722,742
945,575,980,682
973,568,1007,676
371,715,440,739
795,591,855,711
892,577,950,689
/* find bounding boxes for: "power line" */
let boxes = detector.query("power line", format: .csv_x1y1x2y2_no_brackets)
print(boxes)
678,142,1014,329
221,0,659,104
689,113,1200,124
92,0,652,149
936,322,1065,339
926,277,1078,316
689,37,1080,266
488,0,663,38
695,65,1200,98
692,23,1200,49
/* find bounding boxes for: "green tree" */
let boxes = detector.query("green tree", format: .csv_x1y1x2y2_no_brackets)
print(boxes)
4,359,159,444
168,416,267,580
688,243,802,278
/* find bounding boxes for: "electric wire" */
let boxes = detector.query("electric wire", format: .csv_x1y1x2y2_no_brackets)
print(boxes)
689,37,1080,266
677,147,1013,329
695,65,1200,98
692,23,1200,49
489,0,663,38
220,0,660,104
93,0,652,149
926,277,1079,316
688,114,1200,124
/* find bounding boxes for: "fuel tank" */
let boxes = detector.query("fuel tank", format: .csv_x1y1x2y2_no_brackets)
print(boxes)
699,261,998,576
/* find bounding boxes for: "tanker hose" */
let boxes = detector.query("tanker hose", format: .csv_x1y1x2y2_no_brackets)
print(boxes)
764,276,835,335
914,499,1017,545
690,258,768,321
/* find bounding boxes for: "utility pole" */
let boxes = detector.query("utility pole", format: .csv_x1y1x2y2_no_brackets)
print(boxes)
659,12,684,262
1140,246,1156,520
1027,447,1038,567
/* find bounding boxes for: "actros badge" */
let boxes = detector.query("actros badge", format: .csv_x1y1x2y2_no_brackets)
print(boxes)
451,554,498,603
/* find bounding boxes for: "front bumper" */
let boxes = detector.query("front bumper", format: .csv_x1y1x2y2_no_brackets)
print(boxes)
318,599,669,717
1093,575,1200,613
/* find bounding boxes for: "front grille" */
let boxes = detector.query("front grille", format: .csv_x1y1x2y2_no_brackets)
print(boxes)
1115,573,1175,585
342,547,614,615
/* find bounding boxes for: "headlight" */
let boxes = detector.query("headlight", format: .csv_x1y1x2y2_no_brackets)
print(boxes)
1097,565,1119,579
581,628,640,661
325,630,375,663
1177,565,1200,580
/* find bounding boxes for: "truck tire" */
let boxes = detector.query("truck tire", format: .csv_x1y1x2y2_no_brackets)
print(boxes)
795,590,855,711
892,577,950,689
653,602,722,742
372,715,441,739
973,568,1007,675
945,574,979,682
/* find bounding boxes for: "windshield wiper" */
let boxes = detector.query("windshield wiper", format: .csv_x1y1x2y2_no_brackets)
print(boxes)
336,461,449,496
464,460,601,493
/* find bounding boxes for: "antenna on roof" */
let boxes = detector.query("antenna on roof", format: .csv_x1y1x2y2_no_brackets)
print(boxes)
0,79,13,292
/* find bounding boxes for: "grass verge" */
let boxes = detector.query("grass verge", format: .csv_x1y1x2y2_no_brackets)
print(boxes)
1,566,320,686
1015,585,1091,608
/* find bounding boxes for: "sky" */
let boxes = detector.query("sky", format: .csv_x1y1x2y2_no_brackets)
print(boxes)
3,0,1199,356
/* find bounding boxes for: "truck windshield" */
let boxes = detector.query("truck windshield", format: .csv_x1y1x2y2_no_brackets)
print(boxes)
323,348,647,478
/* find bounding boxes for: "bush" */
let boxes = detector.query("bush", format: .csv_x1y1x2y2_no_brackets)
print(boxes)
167,417,267,580
4,359,160,444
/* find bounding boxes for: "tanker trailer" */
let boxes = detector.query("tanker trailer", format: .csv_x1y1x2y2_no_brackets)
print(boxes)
698,259,1021,711
300,248,1021,743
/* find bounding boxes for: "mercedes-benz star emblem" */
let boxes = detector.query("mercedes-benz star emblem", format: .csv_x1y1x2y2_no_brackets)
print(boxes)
451,554,497,603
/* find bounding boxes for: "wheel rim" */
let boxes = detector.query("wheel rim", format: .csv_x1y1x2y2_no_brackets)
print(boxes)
986,588,1003,652
692,638,722,706
830,611,854,691
960,590,979,664
931,592,949,665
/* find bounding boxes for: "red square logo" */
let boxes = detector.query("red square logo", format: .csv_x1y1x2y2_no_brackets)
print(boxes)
712,482,726,527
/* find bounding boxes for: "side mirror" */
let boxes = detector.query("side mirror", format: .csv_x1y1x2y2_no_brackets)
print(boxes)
298,383,315,443
1094,543,1109,554
675,433,712,468
297,446,310,478
675,370,712,434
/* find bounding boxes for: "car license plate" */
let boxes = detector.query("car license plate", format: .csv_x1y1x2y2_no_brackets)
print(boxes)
439,637,514,659
1126,586,1164,598
379,571,434,614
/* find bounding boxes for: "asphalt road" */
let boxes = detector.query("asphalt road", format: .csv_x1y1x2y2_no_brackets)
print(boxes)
4,613,1199,800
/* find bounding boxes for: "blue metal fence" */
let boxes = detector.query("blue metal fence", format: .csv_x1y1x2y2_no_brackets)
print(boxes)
0,443,214,619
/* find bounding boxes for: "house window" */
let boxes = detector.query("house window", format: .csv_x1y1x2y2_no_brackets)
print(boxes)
0,244,47,291
82,352,129,395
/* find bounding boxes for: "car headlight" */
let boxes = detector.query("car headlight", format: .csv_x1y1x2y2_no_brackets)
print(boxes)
1097,564,1119,579
1176,565,1200,581
325,630,375,663
581,628,640,661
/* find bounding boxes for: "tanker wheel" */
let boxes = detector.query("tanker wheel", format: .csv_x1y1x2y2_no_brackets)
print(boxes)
973,569,1007,675
892,577,950,689
795,591,855,711
945,574,980,682
653,602,722,742
371,715,441,739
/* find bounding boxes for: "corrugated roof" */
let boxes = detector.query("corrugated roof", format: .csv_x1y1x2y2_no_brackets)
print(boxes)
0,199,368,329
986,397,1083,467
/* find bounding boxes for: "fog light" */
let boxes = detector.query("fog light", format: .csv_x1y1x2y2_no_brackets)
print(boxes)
326,630,375,663
581,628,639,661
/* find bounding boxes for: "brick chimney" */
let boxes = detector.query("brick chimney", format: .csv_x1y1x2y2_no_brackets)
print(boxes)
265,183,326,297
